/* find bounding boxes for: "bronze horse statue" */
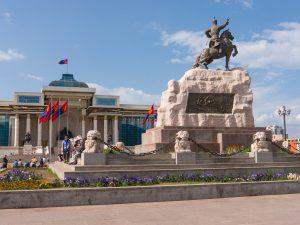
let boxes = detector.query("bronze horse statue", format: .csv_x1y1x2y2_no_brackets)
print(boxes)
192,29,238,71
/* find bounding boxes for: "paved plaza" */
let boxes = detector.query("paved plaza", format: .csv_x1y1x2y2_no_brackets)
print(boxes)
0,194,299,225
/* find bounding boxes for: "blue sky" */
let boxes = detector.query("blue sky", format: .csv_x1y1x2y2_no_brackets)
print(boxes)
0,0,299,136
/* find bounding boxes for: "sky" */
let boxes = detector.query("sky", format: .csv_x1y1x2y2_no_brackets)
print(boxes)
0,0,299,137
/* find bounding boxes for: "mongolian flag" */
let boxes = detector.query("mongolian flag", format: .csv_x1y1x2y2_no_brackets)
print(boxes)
60,99,69,114
143,104,155,125
51,100,60,122
39,102,52,123
58,59,68,64
52,100,68,122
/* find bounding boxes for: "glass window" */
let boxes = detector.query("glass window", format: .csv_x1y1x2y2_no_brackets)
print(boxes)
18,95,40,104
95,98,117,106
0,115,9,146
119,116,147,146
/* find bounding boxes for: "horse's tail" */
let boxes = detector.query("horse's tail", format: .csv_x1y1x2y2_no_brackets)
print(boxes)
192,49,209,68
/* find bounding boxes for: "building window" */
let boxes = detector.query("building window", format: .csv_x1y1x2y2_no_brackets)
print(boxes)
18,95,40,104
95,98,117,106
0,115,9,146
119,116,147,146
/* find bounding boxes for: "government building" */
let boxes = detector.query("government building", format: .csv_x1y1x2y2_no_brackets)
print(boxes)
0,74,155,150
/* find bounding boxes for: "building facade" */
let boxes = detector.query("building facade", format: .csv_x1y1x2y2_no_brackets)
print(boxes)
0,74,156,148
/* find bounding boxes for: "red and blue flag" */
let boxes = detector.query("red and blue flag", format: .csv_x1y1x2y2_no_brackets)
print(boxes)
52,100,68,122
39,102,52,123
143,104,155,125
58,59,68,64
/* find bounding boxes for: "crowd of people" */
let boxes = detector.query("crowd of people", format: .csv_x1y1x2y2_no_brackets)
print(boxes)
1,155,47,169
58,135,84,165
1,134,86,169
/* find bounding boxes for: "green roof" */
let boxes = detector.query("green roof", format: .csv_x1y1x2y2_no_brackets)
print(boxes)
49,74,89,88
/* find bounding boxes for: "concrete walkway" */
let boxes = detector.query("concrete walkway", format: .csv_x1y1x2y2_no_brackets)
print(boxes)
0,194,299,225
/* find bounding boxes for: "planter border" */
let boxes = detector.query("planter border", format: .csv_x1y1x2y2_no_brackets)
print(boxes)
1,180,300,209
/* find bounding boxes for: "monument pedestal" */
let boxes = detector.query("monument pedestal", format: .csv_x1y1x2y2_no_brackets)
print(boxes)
134,126,269,154
134,68,272,154
23,144,33,155
172,152,196,164
254,151,273,163
80,153,106,165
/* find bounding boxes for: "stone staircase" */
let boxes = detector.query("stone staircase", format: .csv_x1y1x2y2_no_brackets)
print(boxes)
49,152,300,180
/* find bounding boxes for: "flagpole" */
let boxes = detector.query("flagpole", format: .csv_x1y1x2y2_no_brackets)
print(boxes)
67,97,69,136
58,98,61,150
49,97,52,162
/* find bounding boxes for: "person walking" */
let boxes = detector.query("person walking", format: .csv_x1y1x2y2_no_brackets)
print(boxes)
1,155,8,169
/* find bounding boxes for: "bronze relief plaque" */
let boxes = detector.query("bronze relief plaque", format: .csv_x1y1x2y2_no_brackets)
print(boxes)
185,93,235,114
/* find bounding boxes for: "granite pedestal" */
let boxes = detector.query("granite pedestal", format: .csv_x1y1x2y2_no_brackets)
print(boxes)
81,153,106,165
172,152,196,164
255,151,273,163
23,144,33,155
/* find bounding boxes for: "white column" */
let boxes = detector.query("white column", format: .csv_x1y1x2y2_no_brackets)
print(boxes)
14,114,19,147
26,114,31,133
113,116,119,144
82,116,86,138
93,115,98,131
37,115,42,146
103,115,108,142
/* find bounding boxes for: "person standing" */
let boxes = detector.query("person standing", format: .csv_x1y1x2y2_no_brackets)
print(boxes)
1,155,8,169
62,135,71,162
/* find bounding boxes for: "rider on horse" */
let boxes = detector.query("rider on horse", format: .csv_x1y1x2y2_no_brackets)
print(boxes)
205,18,230,54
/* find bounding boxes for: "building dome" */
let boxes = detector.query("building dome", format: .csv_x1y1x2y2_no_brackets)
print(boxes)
49,74,89,88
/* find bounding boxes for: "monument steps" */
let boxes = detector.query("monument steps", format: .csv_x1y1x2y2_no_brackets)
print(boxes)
50,160,300,180
60,164,300,180
71,162,300,171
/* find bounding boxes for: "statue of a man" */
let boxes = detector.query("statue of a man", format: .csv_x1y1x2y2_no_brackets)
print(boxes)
205,18,229,53
24,132,31,144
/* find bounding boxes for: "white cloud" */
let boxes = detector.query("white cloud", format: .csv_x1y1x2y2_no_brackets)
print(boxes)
26,74,43,81
0,49,24,61
252,83,300,137
87,83,160,105
2,12,12,24
159,22,300,70
213,0,253,8
236,22,300,69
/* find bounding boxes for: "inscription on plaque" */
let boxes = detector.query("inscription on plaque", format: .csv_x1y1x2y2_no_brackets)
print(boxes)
185,93,235,114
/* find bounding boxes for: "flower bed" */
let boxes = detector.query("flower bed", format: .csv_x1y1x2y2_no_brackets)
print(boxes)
63,171,286,188
0,169,292,190
225,144,251,155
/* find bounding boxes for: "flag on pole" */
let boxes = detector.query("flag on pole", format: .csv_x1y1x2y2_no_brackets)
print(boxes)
39,102,52,123
143,104,155,125
58,59,68,64
51,100,60,122
52,100,68,122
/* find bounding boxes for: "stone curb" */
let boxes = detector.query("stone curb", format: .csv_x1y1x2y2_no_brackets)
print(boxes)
1,181,300,209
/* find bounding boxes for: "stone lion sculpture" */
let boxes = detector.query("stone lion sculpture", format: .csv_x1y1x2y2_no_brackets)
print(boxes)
250,131,269,157
84,130,103,153
115,142,125,150
174,130,191,153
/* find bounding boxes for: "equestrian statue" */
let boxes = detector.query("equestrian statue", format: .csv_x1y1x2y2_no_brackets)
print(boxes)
193,18,238,70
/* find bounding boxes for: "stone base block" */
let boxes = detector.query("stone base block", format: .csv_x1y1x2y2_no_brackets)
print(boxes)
35,146,43,154
172,152,196,164
255,151,273,163
81,153,106,165
23,145,33,155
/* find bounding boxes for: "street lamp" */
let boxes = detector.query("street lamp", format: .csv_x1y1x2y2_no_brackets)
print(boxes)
277,106,291,140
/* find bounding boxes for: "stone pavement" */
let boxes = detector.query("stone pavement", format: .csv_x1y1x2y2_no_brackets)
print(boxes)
0,194,299,225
